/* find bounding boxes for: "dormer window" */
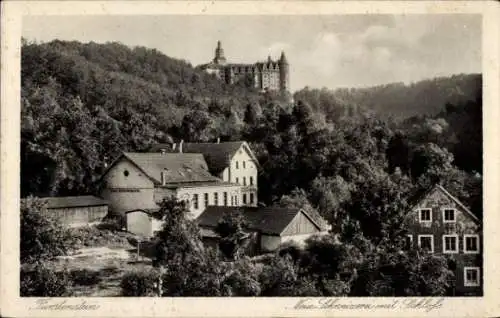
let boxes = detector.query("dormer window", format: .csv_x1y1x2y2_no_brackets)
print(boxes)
443,208,456,223
419,208,432,223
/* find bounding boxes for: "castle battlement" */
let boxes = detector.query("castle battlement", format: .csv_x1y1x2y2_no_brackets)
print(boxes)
199,41,290,93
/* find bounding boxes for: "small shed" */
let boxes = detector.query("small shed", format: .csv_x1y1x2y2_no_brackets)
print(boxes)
42,195,109,227
197,206,327,253
125,209,163,238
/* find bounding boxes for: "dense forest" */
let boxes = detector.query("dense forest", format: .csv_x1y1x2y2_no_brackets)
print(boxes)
20,39,483,297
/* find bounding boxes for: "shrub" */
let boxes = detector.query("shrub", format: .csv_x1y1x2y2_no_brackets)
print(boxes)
20,263,73,296
21,197,74,263
70,269,101,286
120,269,161,296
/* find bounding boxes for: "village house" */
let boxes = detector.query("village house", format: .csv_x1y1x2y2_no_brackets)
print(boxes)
405,184,482,296
196,206,329,253
150,140,260,207
23,195,109,228
100,147,256,237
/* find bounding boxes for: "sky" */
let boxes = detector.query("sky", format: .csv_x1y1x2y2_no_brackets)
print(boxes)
22,14,481,91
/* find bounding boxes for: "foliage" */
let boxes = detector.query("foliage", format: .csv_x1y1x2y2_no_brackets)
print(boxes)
352,248,454,296
153,197,204,267
20,197,74,263
214,211,249,260
70,269,102,286
121,269,161,296
20,263,73,296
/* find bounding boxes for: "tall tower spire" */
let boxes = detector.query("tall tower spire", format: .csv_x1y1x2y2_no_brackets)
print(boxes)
279,50,290,93
213,40,227,65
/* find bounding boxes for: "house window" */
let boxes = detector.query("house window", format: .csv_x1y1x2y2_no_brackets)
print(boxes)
223,192,228,206
236,177,239,184
419,208,432,223
243,161,246,169
443,208,456,223
193,194,199,210
214,193,219,206
464,235,480,253
124,170,129,177
418,235,434,253
250,176,254,185
443,235,458,253
464,267,480,287
236,161,239,169
250,193,254,204
204,193,209,207
243,177,247,186
243,193,247,204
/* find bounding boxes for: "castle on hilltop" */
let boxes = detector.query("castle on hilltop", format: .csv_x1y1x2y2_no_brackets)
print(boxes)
199,41,290,93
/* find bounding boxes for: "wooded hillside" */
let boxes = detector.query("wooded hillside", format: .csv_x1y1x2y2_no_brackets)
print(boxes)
21,40,482,222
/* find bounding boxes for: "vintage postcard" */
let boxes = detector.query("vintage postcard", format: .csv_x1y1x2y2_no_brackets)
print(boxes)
1,1,499,317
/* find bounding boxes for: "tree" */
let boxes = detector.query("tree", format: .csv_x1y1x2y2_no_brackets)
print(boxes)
214,211,249,260
153,197,204,267
20,197,74,264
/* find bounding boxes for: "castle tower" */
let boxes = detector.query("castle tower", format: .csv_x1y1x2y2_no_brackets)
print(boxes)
213,41,227,65
279,51,290,92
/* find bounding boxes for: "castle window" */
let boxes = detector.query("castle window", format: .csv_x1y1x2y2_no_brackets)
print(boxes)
236,177,239,184
419,208,432,223
223,192,228,206
418,235,434,253
243,193,247,205
443,208,456,223
193,194,199,210
204,193,209,207
214,193,219,206
243,177,247,186
250,176,254,185
243,161,246,169
442,235,458,253
464,235,479,253
250,193,254,204
464,267,480,287
236,161,239,169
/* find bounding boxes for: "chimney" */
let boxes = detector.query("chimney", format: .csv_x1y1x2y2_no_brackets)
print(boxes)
217,137,220,144
179,140,184,153
161,169,167,186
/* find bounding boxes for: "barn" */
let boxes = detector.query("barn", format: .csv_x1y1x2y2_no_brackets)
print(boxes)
197,206,328,253
40,196,109,227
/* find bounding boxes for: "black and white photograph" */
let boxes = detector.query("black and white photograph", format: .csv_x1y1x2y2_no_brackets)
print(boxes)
1,1,499,317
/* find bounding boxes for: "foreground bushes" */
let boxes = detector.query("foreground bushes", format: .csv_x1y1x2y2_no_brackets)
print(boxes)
21,263,73,296
120,269,161,296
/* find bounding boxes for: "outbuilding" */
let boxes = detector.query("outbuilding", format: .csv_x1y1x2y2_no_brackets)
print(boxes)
40,195,109,227
197,206,328,253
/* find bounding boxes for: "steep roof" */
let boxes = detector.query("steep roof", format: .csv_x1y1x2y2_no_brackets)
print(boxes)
102,152,222,186
407,184,480,223
197,206,322,236
39,196,108,209
150,141,259,174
